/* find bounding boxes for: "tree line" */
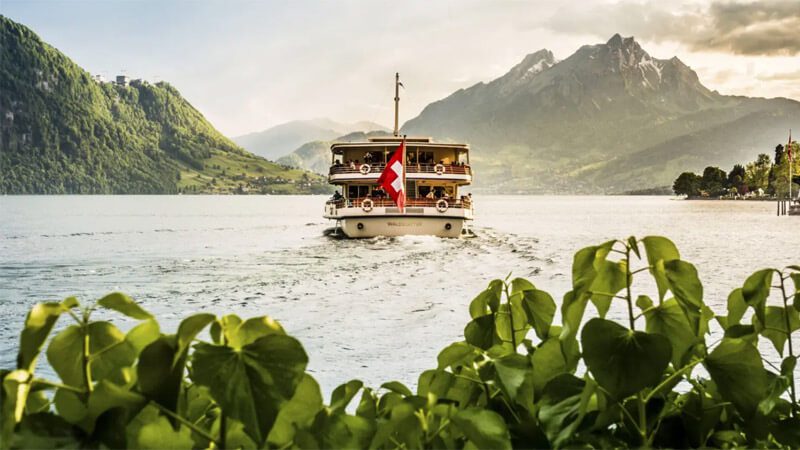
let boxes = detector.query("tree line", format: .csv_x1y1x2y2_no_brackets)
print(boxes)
673,142,800,198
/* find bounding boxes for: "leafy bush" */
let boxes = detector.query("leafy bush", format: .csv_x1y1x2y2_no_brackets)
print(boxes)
2,236,799,449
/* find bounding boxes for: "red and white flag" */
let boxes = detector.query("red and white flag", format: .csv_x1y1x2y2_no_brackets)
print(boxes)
377,140,406,212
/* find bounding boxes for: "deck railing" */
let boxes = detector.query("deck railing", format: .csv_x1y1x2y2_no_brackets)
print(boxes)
326,196,473,209
329,163,471,176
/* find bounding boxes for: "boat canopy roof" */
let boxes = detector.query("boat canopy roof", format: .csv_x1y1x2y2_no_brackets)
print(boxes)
330,136,469,154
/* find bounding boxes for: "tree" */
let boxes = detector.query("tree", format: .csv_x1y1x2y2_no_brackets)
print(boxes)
672,171,701,197
775,144,785,166
701,166,727,196
727,164,746,194
745,153,771,192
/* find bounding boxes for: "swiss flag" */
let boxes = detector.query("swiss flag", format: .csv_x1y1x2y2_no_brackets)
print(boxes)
377,140,406,212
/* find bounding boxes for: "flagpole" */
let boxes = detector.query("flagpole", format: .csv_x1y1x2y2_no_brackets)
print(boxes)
402,135,407,214
789,130,793,202
393,73,400,137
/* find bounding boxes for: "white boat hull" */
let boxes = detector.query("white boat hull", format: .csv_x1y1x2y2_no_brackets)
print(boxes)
340,216,465,238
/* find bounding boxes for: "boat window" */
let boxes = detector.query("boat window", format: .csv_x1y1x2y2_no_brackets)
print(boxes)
418,185,431,198
418,151,434,164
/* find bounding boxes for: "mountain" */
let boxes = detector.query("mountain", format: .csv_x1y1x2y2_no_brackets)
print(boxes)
277,130,392,174
402,34,800,193
0,16,327,194
232,119,388,160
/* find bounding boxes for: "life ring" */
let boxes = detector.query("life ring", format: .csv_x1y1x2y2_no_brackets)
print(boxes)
359,164,371,175
436,199,449,212
361,198,374,212
434,164,445,175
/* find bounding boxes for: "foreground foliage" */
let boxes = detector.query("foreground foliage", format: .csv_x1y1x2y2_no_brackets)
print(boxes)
2,236,799,449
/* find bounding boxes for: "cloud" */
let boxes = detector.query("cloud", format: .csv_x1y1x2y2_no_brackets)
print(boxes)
548,1,800,56
695,1,800,55
757,70,800,81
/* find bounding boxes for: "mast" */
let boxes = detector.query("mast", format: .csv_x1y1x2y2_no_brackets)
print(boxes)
789,130,793,201
393,73,400,137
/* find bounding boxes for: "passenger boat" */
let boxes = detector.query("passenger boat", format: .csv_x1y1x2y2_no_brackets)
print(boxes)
323,74,474,238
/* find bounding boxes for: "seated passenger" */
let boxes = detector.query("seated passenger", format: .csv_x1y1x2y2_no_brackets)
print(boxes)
425,190,435,200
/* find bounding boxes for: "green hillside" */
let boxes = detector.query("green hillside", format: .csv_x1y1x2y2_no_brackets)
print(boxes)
0,16,328,194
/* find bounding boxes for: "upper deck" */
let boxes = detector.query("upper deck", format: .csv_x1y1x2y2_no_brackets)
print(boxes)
328,136,472,183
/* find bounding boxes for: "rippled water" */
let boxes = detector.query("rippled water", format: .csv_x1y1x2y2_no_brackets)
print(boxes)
1,195,798,394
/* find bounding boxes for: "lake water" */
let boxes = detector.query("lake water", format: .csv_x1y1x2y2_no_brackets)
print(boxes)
1,195,798,395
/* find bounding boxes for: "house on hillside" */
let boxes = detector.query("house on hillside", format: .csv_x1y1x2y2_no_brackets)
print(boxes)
115,75,129,86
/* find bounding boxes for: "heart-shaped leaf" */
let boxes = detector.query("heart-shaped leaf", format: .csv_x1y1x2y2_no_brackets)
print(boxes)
521,289,556,340
191,334,308,445
581,318,671,399
644,299,697,367
704,338,767,419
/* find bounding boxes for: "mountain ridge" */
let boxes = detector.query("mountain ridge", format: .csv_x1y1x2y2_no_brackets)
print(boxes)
232,118,388,160
401,34,799,193
0,16,326,194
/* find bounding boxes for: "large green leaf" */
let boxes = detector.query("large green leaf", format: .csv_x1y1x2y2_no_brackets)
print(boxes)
85,380,146,434
469,280,503,318
588,260,627,318
437,342,479,369
174,313,216,365
191,334,308,445
230,316,285,349
642,236,680,301
559,290,589,342
742,269,774,324
531,337,571,395
664,260,704,334
318,412,375,449
464,315,497,350
494,353,530,402
17,300,72,372
380,381,413,397
725,288,747,326
581,318,671,399
126,405,195,449
664,260,703,309
137,336,184,412
756,306,800,356
521,289,556,340
495,300,529,347
644,299,698,367
2,369,32,445
571,241,615,295
537,374,596,448
96,292,152,320
451,408,511,450
267,374,323,447
47,322,134,389
704,338,767,418
125,319,160,354
330,379,363,413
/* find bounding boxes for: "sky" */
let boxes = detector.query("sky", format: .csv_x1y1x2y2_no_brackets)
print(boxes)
2,0,800,137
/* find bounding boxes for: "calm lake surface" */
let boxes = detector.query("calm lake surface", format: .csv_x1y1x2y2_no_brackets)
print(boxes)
1,195,798,394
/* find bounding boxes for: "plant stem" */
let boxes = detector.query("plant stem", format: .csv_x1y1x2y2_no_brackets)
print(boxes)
151,401,219,446
81,321,93,394
637,392,648,447
778,272,797,417
625,246,635,330
504,282,517,350
645,358,703,402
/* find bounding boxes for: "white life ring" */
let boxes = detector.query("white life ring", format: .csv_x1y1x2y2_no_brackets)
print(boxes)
436,199,449,212
361,198,374,212
434,164,445,175
359,164,371,175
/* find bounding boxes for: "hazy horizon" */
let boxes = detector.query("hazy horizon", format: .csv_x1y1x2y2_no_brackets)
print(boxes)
3,0,799,137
